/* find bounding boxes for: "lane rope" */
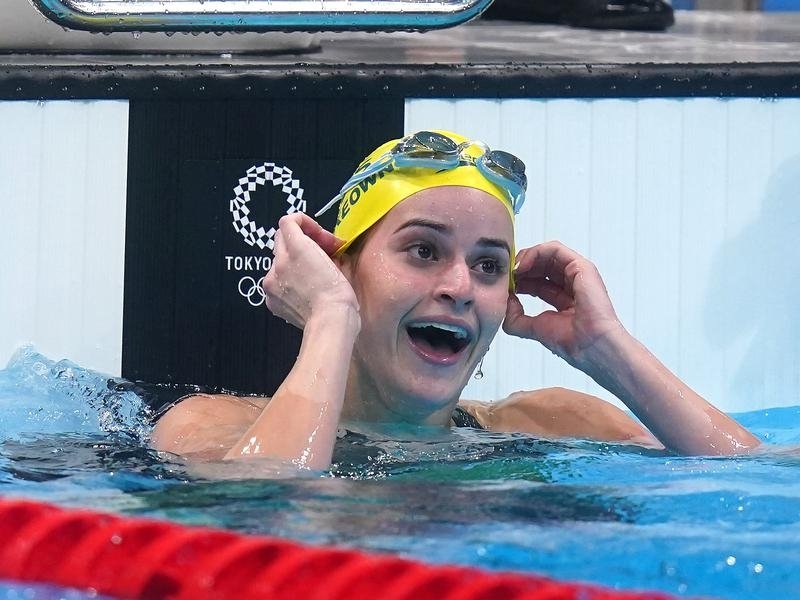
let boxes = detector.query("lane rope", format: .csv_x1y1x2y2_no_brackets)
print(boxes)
0,497,673,600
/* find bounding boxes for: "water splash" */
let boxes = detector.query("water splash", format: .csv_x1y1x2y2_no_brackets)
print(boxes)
0,346,153,444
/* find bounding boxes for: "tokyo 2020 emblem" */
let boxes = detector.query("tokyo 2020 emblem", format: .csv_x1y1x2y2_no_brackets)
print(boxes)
228,163,306,307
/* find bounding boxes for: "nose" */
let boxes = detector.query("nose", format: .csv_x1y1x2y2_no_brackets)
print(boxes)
434,261,474,310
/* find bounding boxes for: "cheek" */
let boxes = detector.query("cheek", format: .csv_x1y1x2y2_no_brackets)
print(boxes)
481,289,509,331
353,262,411,330
362,254,421,305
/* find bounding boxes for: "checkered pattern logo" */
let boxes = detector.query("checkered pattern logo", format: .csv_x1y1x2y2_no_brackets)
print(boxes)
230,163,306,250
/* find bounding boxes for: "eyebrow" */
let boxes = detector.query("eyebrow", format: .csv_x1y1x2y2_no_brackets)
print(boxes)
477,237,512,257
394,218,512,257
394,218,448,234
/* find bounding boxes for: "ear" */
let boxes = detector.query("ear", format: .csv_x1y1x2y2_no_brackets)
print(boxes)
333,251,357,285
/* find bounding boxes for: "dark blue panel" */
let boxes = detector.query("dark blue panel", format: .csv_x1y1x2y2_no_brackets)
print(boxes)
124,99,404,394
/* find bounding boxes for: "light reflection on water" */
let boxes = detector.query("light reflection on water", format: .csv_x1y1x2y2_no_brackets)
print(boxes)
2,346,800,599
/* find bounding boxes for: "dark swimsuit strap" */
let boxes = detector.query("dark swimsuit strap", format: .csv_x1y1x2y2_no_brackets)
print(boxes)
451,406,484,429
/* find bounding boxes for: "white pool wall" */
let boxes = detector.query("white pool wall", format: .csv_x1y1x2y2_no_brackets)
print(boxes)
0,100,129,376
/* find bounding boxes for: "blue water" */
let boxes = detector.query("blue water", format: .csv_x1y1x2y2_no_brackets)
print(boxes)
0,581,107,600
2,346,799,599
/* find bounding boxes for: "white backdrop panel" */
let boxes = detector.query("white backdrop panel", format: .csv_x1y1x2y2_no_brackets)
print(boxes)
0,100,129,375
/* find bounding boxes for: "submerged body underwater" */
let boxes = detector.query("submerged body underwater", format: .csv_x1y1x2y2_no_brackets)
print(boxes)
1,347,799,599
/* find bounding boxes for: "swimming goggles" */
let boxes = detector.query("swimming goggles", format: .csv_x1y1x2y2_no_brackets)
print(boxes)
314,131,527,217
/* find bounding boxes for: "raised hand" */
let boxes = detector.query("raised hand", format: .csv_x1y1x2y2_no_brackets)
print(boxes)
262,213,358,329
503,241,761,455
503,241,623,367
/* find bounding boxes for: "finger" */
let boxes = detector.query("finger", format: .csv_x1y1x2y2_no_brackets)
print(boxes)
502,294,528,339
504,292,524,323
514,244,556,276
515,242,585,285
276,214,303,245
515,277,574,311
273,229,286,261
305,224,345,256
262,271,280,312
261,268,281,299
562,256,606,300
291,213,343,254
520,242,577,278
502,294,560,344
279,214,344,257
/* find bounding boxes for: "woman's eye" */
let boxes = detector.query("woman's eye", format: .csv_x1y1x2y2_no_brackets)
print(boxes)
478,259,499,275
412,244,434,260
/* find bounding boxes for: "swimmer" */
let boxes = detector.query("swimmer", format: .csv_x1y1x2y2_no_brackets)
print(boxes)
151,130,760,470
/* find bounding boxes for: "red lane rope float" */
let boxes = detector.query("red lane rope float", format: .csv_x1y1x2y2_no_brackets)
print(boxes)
0,497,674,600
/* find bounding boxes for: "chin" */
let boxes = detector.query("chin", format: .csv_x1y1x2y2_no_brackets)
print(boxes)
399,375,468,415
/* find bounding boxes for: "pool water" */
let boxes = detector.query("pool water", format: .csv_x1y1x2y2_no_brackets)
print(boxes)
2,346,799,599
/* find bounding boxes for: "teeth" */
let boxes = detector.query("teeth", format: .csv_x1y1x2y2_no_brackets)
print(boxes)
409,321,469,340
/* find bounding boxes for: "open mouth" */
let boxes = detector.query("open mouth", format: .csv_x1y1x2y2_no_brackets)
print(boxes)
406,321,472,362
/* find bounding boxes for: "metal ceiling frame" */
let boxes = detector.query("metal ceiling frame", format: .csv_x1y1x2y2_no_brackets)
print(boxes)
29,0,493,31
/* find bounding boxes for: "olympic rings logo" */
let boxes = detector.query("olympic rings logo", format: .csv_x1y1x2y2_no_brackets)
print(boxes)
238,275,267,307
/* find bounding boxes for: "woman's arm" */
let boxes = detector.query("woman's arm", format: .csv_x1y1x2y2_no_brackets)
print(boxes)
575,326,758,455
223,305,359,469
503,241,761,456
460,389,663,449
222,214,360,470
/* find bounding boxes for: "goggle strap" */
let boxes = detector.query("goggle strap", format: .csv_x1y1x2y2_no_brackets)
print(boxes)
315,154,393,217
314,192,343,218
394,155,459,170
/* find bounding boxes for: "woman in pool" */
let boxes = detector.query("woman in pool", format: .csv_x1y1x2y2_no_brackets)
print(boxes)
151,130,760,469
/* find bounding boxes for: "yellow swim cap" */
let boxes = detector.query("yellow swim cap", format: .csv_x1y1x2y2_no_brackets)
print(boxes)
332,131,517,256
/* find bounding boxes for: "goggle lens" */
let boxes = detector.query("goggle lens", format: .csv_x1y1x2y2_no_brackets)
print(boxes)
413,131,459,154
482,150,527,189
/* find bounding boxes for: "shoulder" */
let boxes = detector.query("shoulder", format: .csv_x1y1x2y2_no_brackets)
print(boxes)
150,393,268,458
459,388,663,448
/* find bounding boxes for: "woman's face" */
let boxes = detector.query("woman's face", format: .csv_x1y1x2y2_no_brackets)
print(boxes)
339,186,514,423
